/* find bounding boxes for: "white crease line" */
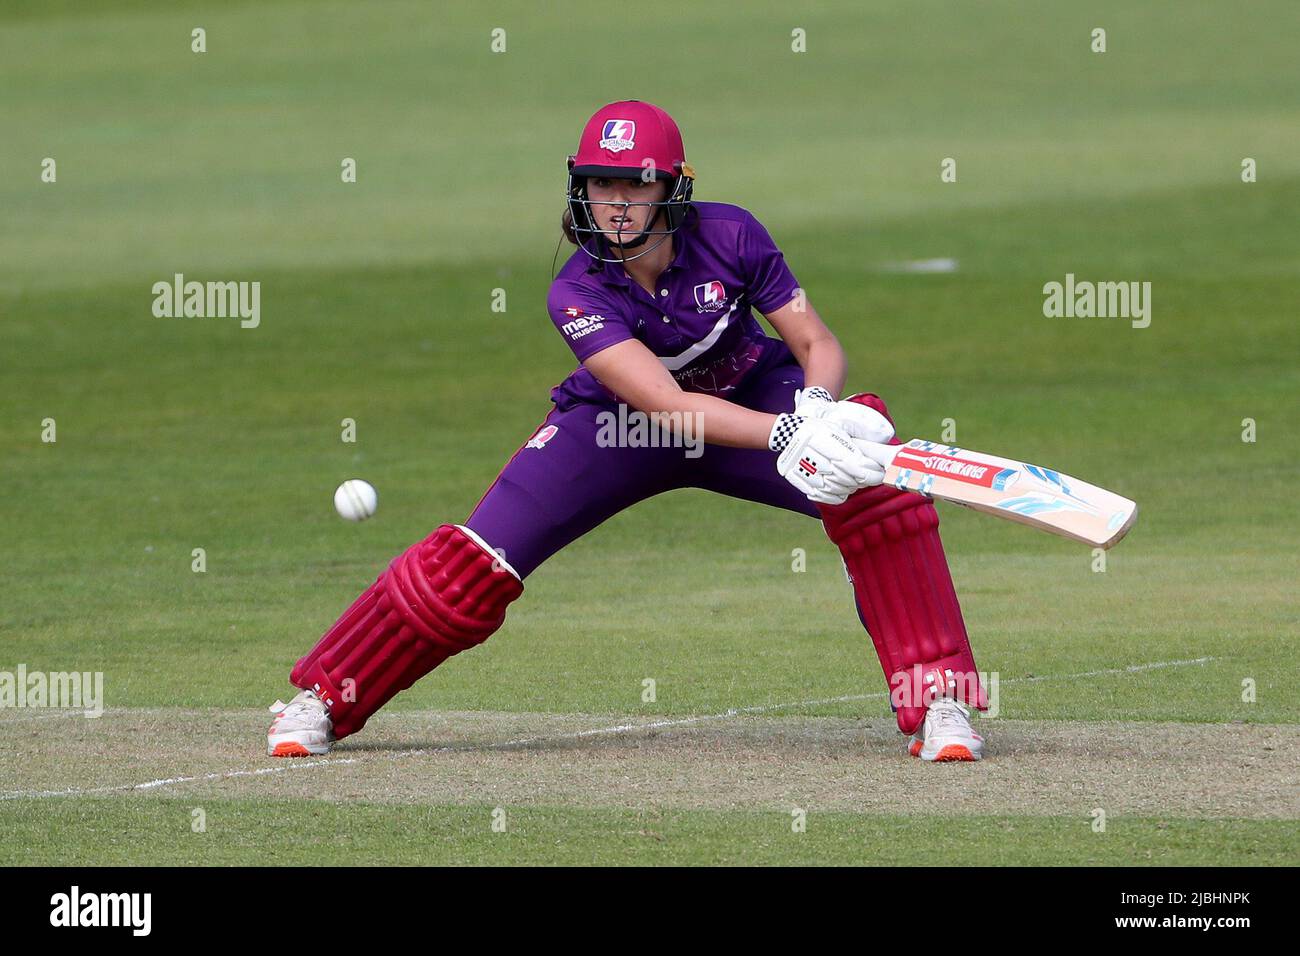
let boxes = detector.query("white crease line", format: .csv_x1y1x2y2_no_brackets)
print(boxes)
0,706,199,723
0,759,355,801
478,656,1216,751
0,657,1214,800
0,710,106,722
1019,656,1214,681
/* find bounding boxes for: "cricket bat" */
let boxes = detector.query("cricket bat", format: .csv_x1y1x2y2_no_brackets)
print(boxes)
865,439,1138,549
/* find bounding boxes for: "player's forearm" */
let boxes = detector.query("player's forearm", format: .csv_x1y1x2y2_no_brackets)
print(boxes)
632,389,776,449
765,300,849,398
795,333,848,399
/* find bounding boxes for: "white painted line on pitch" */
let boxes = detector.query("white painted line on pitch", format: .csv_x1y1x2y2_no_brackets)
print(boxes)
0,710,106,722
395,656,1218,754
0,657,1213,800
0,706,206,723
0,758,355,801
1016,656,1214,682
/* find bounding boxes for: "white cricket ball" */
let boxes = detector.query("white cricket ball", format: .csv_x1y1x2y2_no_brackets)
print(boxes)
333,479,378,522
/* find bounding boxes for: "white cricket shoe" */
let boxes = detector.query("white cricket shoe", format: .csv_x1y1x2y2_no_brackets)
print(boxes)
907,696,984,762
267,689,334,757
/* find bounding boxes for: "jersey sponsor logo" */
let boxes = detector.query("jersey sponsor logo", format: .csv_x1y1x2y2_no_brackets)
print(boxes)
526,424,558,449
562,307,585,318
561,313,607,340
598,119,636,153
693,280,727,312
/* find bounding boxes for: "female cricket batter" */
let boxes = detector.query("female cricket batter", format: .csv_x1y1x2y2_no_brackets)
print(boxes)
267,100,988,762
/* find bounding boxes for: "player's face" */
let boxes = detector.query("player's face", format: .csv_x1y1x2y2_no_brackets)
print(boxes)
585,176,669,243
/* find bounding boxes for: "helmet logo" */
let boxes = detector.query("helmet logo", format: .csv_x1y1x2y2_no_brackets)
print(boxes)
598,119,636,152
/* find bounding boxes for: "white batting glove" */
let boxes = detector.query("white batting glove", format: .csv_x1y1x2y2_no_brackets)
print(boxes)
794,386,896,444
793,385,836,416
769,413,887,505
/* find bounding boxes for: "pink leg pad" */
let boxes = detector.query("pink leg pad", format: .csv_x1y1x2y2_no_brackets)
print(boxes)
290,524,523,739
819,394,987,735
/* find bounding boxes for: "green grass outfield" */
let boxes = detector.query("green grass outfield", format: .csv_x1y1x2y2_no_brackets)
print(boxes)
2,799,1294,867
1,1,1297,865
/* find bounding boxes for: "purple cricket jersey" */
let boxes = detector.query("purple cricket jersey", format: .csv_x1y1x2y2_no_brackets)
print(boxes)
547,202,802,409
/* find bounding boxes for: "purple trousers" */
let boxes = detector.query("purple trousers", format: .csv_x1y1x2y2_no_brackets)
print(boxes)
466,338,818,579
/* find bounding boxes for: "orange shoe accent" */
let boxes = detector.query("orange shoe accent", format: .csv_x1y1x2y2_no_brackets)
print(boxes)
932,744,976,762
909,739,923,757
271,742,313,758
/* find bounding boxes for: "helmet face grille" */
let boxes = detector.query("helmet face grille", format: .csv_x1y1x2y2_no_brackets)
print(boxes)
566,168,694,265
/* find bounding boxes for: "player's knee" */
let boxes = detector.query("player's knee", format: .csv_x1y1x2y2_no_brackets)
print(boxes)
388,524,523,654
